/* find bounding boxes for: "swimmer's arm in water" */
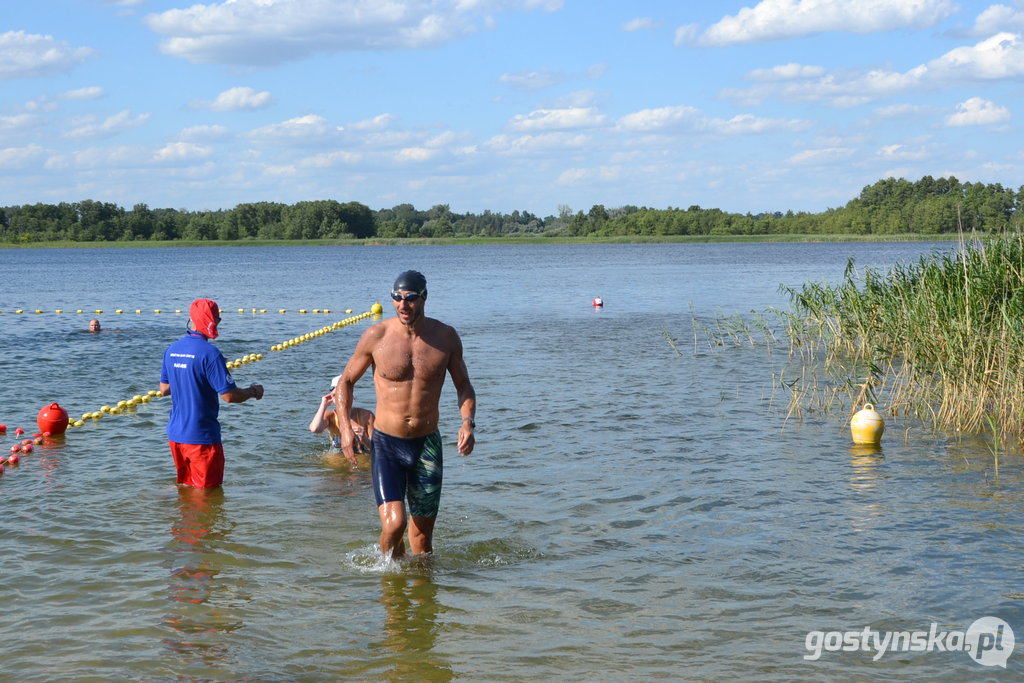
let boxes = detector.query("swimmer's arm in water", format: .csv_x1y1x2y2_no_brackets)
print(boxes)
309,392,336,433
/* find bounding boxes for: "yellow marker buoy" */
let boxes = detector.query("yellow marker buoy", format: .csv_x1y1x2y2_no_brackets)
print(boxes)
371,302,383,315
116,309,124,314
851,403,885,445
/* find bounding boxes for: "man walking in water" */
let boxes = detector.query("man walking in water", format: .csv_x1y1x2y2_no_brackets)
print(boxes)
334,270,476,559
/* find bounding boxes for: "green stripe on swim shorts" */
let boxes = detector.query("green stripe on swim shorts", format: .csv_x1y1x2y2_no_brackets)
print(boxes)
408,431,443,518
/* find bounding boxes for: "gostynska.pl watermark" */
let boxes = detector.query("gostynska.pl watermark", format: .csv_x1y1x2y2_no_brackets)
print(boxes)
804,617,1015,668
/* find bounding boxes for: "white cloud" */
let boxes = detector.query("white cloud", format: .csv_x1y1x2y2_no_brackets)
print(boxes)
59,145,149,169
395,147,439,162
349,113,398,131
508,107,605,131
179,124,231,142
484,132,589,155
926,32,1024,80
945,97,1011,126
198,86,275,112
0,113,39,133
673,23,699,46
0,31,95,79
155,142,213,162
0,144,45,168
248,114,342,143
722,33,1024,107
876,143,931,160
618,105,702,131
60,86,105,101
499,67,565,90
65,110,152,139
787,147,855,164
873,103,932,118
623,17,659,31
145,0,559,66
694,0,958,47
747,63,825,82
711,113,812,134
617,105,810,134
965,3,1024,37
302,150,363,167
555,166,621,185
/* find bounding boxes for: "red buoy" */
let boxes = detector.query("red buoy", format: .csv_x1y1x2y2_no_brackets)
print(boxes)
37,402,70,436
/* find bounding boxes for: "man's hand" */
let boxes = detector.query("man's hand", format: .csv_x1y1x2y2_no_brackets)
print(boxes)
340,430,358,467
457,422,475,455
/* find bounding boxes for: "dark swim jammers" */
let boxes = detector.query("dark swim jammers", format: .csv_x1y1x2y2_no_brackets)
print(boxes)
371,430,443,518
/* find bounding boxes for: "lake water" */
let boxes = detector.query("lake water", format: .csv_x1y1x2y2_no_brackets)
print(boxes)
1,242,1021,681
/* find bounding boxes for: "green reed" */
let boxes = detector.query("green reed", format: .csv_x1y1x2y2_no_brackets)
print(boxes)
784,232,1024,440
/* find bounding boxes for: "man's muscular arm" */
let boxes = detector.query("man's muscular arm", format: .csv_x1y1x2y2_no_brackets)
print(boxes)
448,329,476,455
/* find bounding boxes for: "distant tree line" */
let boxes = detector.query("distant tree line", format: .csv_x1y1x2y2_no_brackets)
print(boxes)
1,176,1020,244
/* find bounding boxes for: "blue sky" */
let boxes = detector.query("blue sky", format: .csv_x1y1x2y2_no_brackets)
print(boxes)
2,0,1022,217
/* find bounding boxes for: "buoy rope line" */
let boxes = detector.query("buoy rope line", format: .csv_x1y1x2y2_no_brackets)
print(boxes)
1,307,360,315
62,307,379,430
1,305,381,453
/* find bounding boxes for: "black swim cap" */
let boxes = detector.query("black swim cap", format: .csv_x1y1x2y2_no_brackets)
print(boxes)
393,270,427,294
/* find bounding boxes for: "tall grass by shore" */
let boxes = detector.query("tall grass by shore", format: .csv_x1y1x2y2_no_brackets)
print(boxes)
784,232,1024,440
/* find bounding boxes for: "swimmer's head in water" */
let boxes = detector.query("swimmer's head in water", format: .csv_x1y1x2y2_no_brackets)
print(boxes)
392,270,427,298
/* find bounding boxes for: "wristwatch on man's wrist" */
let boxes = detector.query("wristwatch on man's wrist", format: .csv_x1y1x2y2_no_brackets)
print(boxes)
462,417,475,428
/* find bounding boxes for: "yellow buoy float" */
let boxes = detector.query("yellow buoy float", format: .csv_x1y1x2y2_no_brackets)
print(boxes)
851,403,885,445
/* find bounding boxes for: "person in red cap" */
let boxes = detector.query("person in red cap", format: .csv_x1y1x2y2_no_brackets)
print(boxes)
158,298,264,488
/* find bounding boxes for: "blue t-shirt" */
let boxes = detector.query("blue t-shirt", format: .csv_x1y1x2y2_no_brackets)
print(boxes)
160,331,237,444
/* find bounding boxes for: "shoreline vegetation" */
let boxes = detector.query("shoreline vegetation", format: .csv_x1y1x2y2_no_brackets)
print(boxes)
0,232,969,249
776,231,1024,445
2,176,1020,246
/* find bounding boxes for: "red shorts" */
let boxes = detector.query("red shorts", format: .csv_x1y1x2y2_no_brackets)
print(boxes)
168,441,225,488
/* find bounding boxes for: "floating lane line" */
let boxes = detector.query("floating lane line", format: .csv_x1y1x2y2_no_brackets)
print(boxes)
61,304,382,430
0,306,364,315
